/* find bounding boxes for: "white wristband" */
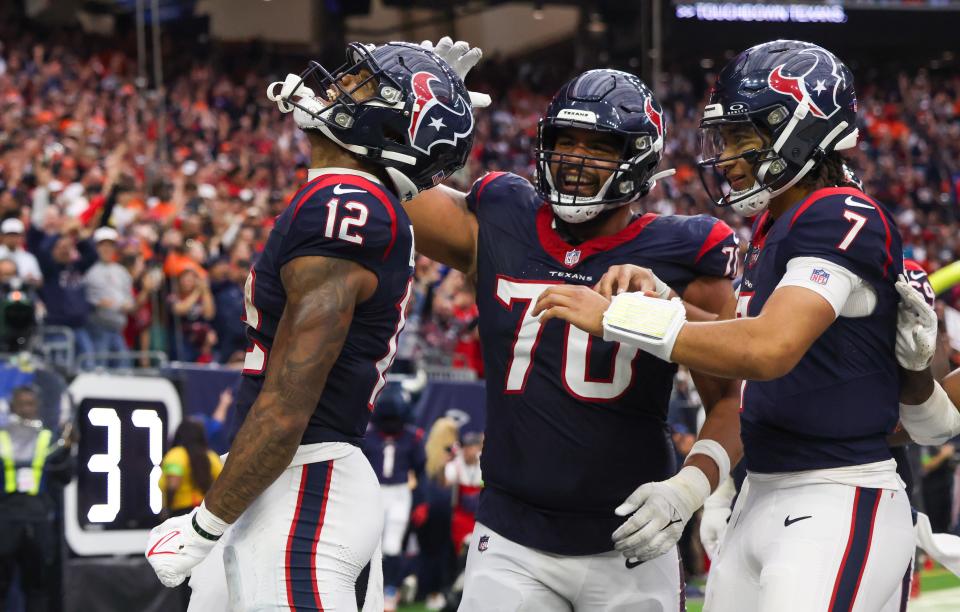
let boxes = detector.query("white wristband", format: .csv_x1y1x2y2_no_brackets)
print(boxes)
602,293,686,362
195,501,230,538
900,381,960,446
687,439,731,488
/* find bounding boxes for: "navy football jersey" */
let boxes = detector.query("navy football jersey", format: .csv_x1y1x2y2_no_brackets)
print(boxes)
467,172,738,555
737,186,904,473
234,169,415,445
361,424,426,486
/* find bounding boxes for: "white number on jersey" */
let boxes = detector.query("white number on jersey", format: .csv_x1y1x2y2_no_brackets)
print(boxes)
496,277,639,401
323,198,369,245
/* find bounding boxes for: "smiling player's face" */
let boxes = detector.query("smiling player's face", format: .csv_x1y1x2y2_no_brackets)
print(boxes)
714,124,767,192
549,127,622,198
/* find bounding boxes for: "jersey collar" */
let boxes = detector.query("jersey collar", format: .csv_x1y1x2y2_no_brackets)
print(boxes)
535,204,658,269
307,167,382,184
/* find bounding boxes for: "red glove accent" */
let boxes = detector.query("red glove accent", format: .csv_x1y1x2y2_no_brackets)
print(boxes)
410,502,429,528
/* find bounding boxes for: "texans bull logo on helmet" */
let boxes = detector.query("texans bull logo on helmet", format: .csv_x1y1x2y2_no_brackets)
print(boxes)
767,48,851,120
408,71,474,156
644,97,663,140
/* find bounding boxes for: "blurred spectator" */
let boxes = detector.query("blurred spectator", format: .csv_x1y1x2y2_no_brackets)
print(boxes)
200,386,235,454
418,417,459,611
168,268,216,362
160,418,222,517
0,219,41,287
0,259,17,289
922,443,957,533
208,256,246,364
420,271,482,375
28,219,97,357
0,385,73,612
123,256,163,367
83,226,133,366
443,431,484,555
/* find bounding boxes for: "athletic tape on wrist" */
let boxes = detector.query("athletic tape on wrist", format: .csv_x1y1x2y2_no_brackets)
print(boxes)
687,439,731,488
601,294,686,362
899,381,960,446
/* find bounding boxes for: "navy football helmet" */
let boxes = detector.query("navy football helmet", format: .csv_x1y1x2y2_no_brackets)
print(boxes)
698,40,859,216
371,383,412,434
267,42,475,200
535,69,673,224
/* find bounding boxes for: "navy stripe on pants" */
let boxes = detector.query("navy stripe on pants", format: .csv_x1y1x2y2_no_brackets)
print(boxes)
286,462,333,611
829,487,882,612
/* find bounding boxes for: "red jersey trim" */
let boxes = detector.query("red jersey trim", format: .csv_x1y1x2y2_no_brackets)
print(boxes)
473,171,508,205
291,174,400,262
694,221,735,264
535,204,659,269
788,186,894,278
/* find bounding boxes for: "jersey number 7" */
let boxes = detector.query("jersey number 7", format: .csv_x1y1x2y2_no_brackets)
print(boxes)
496,277,639,401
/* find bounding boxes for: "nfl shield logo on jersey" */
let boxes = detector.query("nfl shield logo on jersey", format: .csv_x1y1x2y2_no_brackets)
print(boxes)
478,534,489,552
564,249,581,267
810,268,830,285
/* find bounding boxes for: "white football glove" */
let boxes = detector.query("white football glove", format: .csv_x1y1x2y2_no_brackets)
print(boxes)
612,466,711,563
145,505,224,587
895,274,938,371
699,477,736,561
420,37,491,108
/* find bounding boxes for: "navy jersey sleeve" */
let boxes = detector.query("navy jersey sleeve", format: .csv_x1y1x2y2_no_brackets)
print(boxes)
781,190,903,282
277,181,400,281
465,171,538,217
675,214,740,279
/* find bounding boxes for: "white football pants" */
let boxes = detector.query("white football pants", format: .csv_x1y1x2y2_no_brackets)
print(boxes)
459,521,683,612
187,443,384,611
379,483,411,557
704,476,914,612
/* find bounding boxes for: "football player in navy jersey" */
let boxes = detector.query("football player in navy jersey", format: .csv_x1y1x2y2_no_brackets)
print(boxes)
360,385,426,611
535,40,922,611
403,40,744,611
145,42,474,611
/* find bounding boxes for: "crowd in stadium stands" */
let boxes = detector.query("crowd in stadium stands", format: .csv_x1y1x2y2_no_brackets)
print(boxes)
0,29,957,374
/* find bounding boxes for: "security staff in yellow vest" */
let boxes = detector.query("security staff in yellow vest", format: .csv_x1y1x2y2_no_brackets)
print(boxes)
0,385,72,612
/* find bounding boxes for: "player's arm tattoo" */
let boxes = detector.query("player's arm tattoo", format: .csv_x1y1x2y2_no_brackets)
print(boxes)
204,256,372,523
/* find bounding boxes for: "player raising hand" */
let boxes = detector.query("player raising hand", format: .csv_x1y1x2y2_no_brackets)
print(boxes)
405,39,743,611
145,42,475,611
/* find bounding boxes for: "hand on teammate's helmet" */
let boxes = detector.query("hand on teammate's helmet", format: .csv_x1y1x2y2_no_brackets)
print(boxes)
420,37,491,108
894,274,938,371
145,511,219,588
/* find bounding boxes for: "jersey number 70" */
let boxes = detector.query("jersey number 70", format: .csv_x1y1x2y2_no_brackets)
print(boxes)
496,277,639,401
